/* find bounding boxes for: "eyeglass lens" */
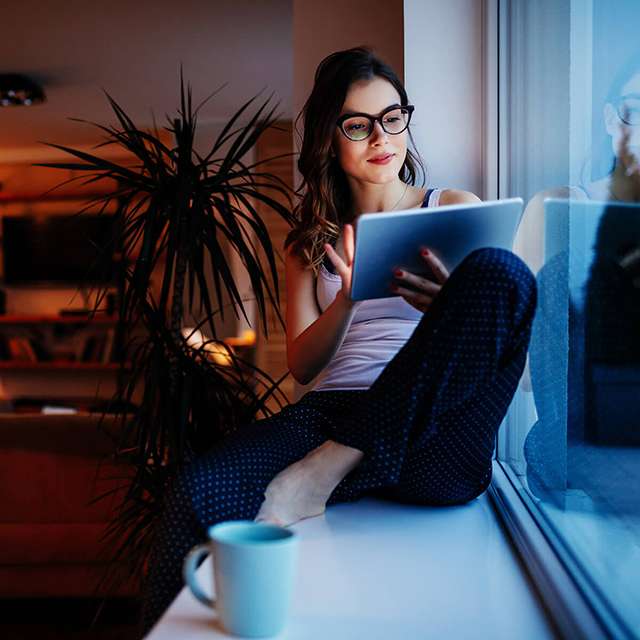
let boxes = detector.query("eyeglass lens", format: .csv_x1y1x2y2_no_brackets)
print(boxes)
617,96,640,125
341,107,411,140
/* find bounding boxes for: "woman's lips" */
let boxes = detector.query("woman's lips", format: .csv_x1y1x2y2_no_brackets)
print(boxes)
368,153,394,165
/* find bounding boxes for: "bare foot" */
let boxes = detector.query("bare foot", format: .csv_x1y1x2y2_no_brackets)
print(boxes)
254,459,328,527
254,441,364,528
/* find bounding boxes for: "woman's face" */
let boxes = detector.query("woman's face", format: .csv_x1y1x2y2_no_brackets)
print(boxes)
332,76,408,185
605,71,640,159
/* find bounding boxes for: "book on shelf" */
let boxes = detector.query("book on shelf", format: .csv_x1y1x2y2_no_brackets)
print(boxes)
0,334,10,360
0,334,51,362
29,340,52,361
7,337,38,362
81,335,95,362
101,328,116,364
80,329,116,363
81,335,102,362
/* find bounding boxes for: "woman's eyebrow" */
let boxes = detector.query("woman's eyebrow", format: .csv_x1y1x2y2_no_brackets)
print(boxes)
340,102,402,117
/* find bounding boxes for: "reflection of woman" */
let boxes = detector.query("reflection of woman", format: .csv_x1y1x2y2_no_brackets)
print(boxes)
140,46,537,634
582,52,640,200
520,52,640,495
514,51,640,276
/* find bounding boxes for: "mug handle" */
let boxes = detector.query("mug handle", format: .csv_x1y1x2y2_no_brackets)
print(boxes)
182,543,217,610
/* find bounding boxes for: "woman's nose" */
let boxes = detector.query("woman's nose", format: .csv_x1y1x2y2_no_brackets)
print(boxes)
370,120,388,143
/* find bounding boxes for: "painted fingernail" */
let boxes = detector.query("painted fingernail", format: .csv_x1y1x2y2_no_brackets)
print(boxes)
395,270,403,277
421,249,429,256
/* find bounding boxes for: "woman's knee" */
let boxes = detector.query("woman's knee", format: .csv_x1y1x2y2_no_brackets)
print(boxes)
463,248,534,286
449,248,537,313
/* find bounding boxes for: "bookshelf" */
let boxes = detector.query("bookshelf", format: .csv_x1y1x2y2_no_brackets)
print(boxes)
0,313,133,414
0,314,122,366
0,190,135,413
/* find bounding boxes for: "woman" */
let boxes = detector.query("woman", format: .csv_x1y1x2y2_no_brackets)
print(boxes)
140,46,537,633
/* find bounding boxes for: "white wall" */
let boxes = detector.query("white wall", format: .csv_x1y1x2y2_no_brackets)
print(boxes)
404,0,484,196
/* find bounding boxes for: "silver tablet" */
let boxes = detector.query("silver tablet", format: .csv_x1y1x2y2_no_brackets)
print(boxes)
349,197,524,301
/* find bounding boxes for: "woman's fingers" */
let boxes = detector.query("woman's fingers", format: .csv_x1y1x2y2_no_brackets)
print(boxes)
393,272,440,297
344,224,355,264
420,248,449,284
392,284,434,312
324,243,346,275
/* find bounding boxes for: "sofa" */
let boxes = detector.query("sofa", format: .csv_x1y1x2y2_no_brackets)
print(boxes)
0,412,138,597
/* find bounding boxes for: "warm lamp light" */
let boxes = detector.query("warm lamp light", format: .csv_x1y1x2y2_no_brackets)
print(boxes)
224,329,256,346
182,327,235,366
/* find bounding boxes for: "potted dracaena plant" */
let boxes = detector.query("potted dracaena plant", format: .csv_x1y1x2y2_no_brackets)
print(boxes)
36,72,297,592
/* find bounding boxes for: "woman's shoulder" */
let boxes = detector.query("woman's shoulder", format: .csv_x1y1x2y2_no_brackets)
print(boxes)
438,188,482,205
285,242,315,276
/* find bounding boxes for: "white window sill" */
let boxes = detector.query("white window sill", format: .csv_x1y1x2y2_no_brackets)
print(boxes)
147,479,554,639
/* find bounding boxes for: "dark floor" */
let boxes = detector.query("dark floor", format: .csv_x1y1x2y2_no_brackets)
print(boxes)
0,598,140,640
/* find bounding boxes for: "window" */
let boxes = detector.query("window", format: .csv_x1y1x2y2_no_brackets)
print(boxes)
492,1,640,638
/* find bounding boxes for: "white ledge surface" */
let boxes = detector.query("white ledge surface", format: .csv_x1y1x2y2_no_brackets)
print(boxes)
147,494,555,639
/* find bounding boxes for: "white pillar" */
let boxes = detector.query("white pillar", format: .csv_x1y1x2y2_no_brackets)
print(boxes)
403,0,484,196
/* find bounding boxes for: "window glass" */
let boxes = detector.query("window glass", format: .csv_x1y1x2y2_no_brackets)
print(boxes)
498,0,640,635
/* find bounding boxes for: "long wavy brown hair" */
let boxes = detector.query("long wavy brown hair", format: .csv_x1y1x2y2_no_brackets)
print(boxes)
284,46,426,276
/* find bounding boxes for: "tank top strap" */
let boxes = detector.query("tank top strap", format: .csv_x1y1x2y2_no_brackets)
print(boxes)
424,187,442,207
424,188,435,206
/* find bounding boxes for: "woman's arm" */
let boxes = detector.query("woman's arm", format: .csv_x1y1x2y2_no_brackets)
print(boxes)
286,247,360,385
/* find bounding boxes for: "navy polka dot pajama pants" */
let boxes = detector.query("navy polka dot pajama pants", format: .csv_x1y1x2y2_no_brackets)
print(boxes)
139,248,537,634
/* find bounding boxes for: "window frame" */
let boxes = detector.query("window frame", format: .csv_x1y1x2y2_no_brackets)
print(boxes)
489,460,621,639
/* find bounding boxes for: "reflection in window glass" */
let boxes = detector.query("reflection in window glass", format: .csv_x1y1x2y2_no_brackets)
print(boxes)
498,0,640,636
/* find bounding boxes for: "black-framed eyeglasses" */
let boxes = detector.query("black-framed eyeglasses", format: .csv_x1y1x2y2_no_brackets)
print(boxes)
336,104,415,141
615,94,640,126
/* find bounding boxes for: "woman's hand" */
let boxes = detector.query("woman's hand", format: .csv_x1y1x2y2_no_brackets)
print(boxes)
324,224,356,301
390,247,449,313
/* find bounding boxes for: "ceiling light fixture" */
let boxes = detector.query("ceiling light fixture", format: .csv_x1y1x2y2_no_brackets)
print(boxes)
0,73,46,107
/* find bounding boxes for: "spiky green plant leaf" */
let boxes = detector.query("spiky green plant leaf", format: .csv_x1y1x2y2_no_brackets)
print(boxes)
38,72,297,592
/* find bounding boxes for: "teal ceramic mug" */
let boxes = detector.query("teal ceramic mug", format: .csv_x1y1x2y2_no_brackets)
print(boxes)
182,520,299,637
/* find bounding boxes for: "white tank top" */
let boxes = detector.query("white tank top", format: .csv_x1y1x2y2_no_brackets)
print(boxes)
310,188,443,391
